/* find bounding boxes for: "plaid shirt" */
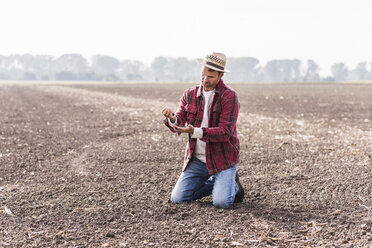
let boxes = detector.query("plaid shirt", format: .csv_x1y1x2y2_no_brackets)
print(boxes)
164,79,240,175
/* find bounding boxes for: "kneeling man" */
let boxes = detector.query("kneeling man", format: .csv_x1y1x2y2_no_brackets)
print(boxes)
161,52,244,209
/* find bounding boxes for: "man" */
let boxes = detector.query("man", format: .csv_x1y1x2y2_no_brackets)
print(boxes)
161,52,244,209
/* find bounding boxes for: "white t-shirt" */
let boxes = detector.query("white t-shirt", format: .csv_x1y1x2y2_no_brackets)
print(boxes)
191,89,215,163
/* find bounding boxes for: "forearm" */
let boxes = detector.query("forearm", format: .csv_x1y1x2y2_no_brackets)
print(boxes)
191,124,234,142
201,126,232,142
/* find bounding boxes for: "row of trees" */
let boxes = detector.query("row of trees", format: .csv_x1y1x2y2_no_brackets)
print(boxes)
0,54,371,82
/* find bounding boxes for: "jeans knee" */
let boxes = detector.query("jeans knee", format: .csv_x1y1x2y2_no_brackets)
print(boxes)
213,197,234,209
171,197,182,204
171,192,181,204
171,191,190,204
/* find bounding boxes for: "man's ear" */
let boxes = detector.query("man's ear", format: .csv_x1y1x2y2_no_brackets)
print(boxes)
220,72,224,78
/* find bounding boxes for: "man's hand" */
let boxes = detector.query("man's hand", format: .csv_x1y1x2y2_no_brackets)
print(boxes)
172,124,194,134
161,107,176,123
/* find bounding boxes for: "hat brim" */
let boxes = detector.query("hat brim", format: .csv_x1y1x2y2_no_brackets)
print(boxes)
197,58,230,73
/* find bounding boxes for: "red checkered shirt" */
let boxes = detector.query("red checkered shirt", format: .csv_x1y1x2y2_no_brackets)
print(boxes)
164,79,240,175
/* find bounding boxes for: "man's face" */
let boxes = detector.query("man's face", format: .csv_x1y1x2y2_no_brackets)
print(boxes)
201,67,223,91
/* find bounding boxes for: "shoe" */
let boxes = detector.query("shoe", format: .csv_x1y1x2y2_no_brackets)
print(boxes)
234,172,245,203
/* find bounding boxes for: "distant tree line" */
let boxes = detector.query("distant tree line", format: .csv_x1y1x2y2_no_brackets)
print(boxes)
0,54,371,82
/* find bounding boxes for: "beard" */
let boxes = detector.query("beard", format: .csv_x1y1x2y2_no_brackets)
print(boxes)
202,77,220,90
202,80,211,88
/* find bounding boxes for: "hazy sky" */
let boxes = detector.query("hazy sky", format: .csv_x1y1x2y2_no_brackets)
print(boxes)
1,0,371,75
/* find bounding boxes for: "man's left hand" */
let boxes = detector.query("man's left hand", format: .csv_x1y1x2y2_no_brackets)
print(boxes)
172,124,194,134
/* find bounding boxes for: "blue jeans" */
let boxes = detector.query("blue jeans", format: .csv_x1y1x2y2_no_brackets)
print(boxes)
171,157,239,209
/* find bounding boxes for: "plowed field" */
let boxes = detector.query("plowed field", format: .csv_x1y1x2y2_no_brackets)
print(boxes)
1,81,371,247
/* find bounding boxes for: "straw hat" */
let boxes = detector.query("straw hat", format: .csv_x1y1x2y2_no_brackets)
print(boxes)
197,52,230,73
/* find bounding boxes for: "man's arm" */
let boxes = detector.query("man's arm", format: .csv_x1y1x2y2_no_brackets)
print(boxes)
173,90,239,141
162,88,191,133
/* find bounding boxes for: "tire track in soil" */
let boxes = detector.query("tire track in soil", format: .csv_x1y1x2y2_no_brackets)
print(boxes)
30,85,187,214
0,85,138,214
36,85,180,176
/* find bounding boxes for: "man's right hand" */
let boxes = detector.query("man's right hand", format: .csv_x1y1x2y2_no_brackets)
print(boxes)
161,107,176,123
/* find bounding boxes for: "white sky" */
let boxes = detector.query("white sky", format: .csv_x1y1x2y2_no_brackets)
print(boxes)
1,0,372,75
